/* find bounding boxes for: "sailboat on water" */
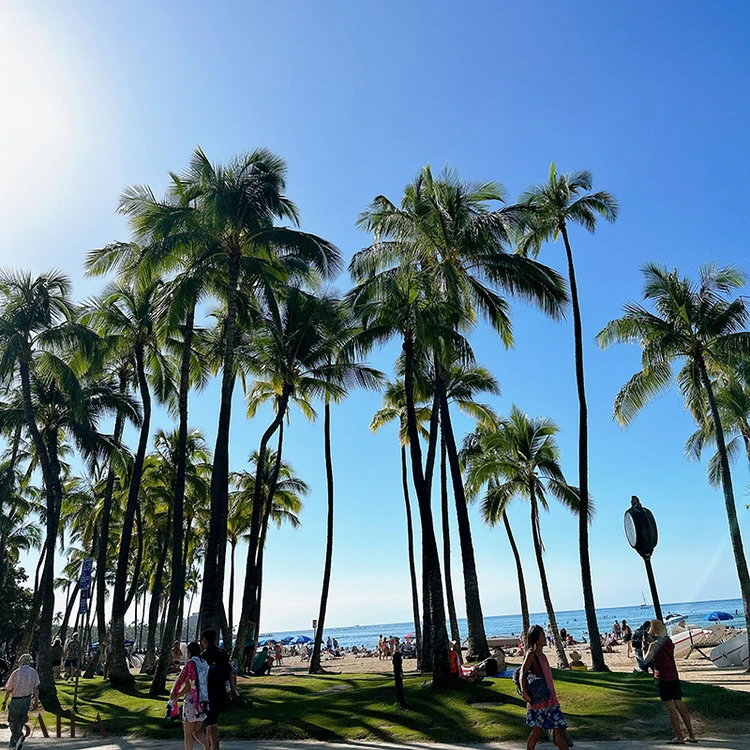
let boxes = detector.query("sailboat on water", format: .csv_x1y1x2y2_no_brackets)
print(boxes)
641,591,649,609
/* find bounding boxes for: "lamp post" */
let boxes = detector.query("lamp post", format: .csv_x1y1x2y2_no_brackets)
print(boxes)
624,495,663,621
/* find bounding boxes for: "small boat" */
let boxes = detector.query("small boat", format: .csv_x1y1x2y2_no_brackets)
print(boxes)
640,591,649,609
670,623,729,659
710,632,749,668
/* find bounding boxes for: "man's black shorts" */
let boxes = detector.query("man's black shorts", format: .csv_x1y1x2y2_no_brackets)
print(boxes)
657,679,682,702
204,697,221,726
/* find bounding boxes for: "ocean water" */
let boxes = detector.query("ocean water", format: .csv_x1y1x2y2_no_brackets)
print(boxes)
261,598,745,648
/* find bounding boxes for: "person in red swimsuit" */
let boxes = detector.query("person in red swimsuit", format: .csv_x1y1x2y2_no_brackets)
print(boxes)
644,620,697,744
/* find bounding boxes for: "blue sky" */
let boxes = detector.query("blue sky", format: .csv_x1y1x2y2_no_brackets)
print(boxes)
3,0,749,632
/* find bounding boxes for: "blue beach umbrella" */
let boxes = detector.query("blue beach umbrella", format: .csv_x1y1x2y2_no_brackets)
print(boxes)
260,638,277,646
281,636,294,644
704,611,734,622
294,635,312,644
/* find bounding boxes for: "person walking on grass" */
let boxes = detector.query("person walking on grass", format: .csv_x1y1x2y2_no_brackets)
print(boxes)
2,654,39,750
520,625,569,750
170,642,209,750
643,620,697,745
201,629,237,750
622,620,633,658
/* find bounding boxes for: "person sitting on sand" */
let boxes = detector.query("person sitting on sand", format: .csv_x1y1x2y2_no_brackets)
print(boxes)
449,641,461,677
643,620,697,745
569,650,587,671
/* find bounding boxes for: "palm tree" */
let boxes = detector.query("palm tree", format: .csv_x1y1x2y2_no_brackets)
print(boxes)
176,148,340,634
461,429,530,634
517,163,618,671
464,406,585,668
686,361,750,484
353,165,567,678
84,274,174,686
370,380,431,665
309,302,382,674
0,270,113,710
230,448,307,656
231,287,345,662
435,352,499,660
597,263,750,662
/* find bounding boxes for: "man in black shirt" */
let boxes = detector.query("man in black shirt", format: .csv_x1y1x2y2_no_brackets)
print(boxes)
201,629,237,750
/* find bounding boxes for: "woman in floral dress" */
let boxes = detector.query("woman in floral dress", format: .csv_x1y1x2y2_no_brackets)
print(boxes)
520,625,569,750
170,641,210,750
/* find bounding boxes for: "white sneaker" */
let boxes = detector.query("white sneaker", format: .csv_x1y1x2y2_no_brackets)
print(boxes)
14,735,25,750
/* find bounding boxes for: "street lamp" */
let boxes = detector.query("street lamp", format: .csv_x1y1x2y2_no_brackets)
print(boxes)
624,495,663,621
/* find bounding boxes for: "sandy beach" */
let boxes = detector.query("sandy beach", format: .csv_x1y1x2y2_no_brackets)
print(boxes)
265,644,750,692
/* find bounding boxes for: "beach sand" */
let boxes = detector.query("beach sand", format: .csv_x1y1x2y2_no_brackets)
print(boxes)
267,644,750,692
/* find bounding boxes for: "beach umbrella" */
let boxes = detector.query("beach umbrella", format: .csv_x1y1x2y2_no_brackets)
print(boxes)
281,636,294,644
294,635,312,644
704,611,734,622
260,638,277,646
404,632,415,640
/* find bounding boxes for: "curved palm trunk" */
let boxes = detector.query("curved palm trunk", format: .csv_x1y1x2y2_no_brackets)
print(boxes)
110,344,152,687
58,580,81,645
529,487,569,668
142,512,171,674
202,251,241,631
310,403,336,673
439,388,490,661
502,511,530,636
561,224,604,671
402,335,451,685
400,445,422,666
697,359,750,665
18,548,45,656
150,306,195,694
19,361,61,712
126,504,145,612
227,541,237,642
440,436,461,646
232,400,288,664
94,370,128,678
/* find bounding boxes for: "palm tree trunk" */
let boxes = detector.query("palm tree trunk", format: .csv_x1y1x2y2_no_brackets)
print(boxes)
19,361,62,712
203,250,241,631
698,358,750,665
310,402,337,673
439,387,490,661
110,344,151,687
150,305,195,694
228,541,237,643
19,547,45,655
400,445,422,666
95,369,127,675
529,486,569,668
502,511,530,635
560,224,604,671
58,580,81,645
402,335,451,685
126,504,144,612
440,436,461,647
142,511,171,674
232,399,288,663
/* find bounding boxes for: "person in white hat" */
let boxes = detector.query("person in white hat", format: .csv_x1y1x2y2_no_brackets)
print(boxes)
2,654,40,749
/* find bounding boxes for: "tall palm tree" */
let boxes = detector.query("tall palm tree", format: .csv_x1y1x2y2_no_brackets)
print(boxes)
517,163,618,671
598,263,750,662
353,165,567,678
461,429,530,634
85,275,174,686
231,287,345,662
370,380,431,665
178,148,341,633
0,270,112,710
230,448,307,654
309,302,382,674
464,406,585,668
435,352,499,659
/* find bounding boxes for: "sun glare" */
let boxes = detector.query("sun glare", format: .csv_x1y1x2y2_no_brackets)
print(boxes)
0,6,76,220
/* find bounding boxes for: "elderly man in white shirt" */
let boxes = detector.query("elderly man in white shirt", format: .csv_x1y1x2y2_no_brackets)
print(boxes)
2,654,40,749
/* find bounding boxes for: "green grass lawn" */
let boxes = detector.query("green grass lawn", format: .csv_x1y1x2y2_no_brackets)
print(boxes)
35,669,750,744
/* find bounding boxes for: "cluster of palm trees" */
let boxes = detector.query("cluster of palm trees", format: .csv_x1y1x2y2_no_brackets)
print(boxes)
2,145,747,714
